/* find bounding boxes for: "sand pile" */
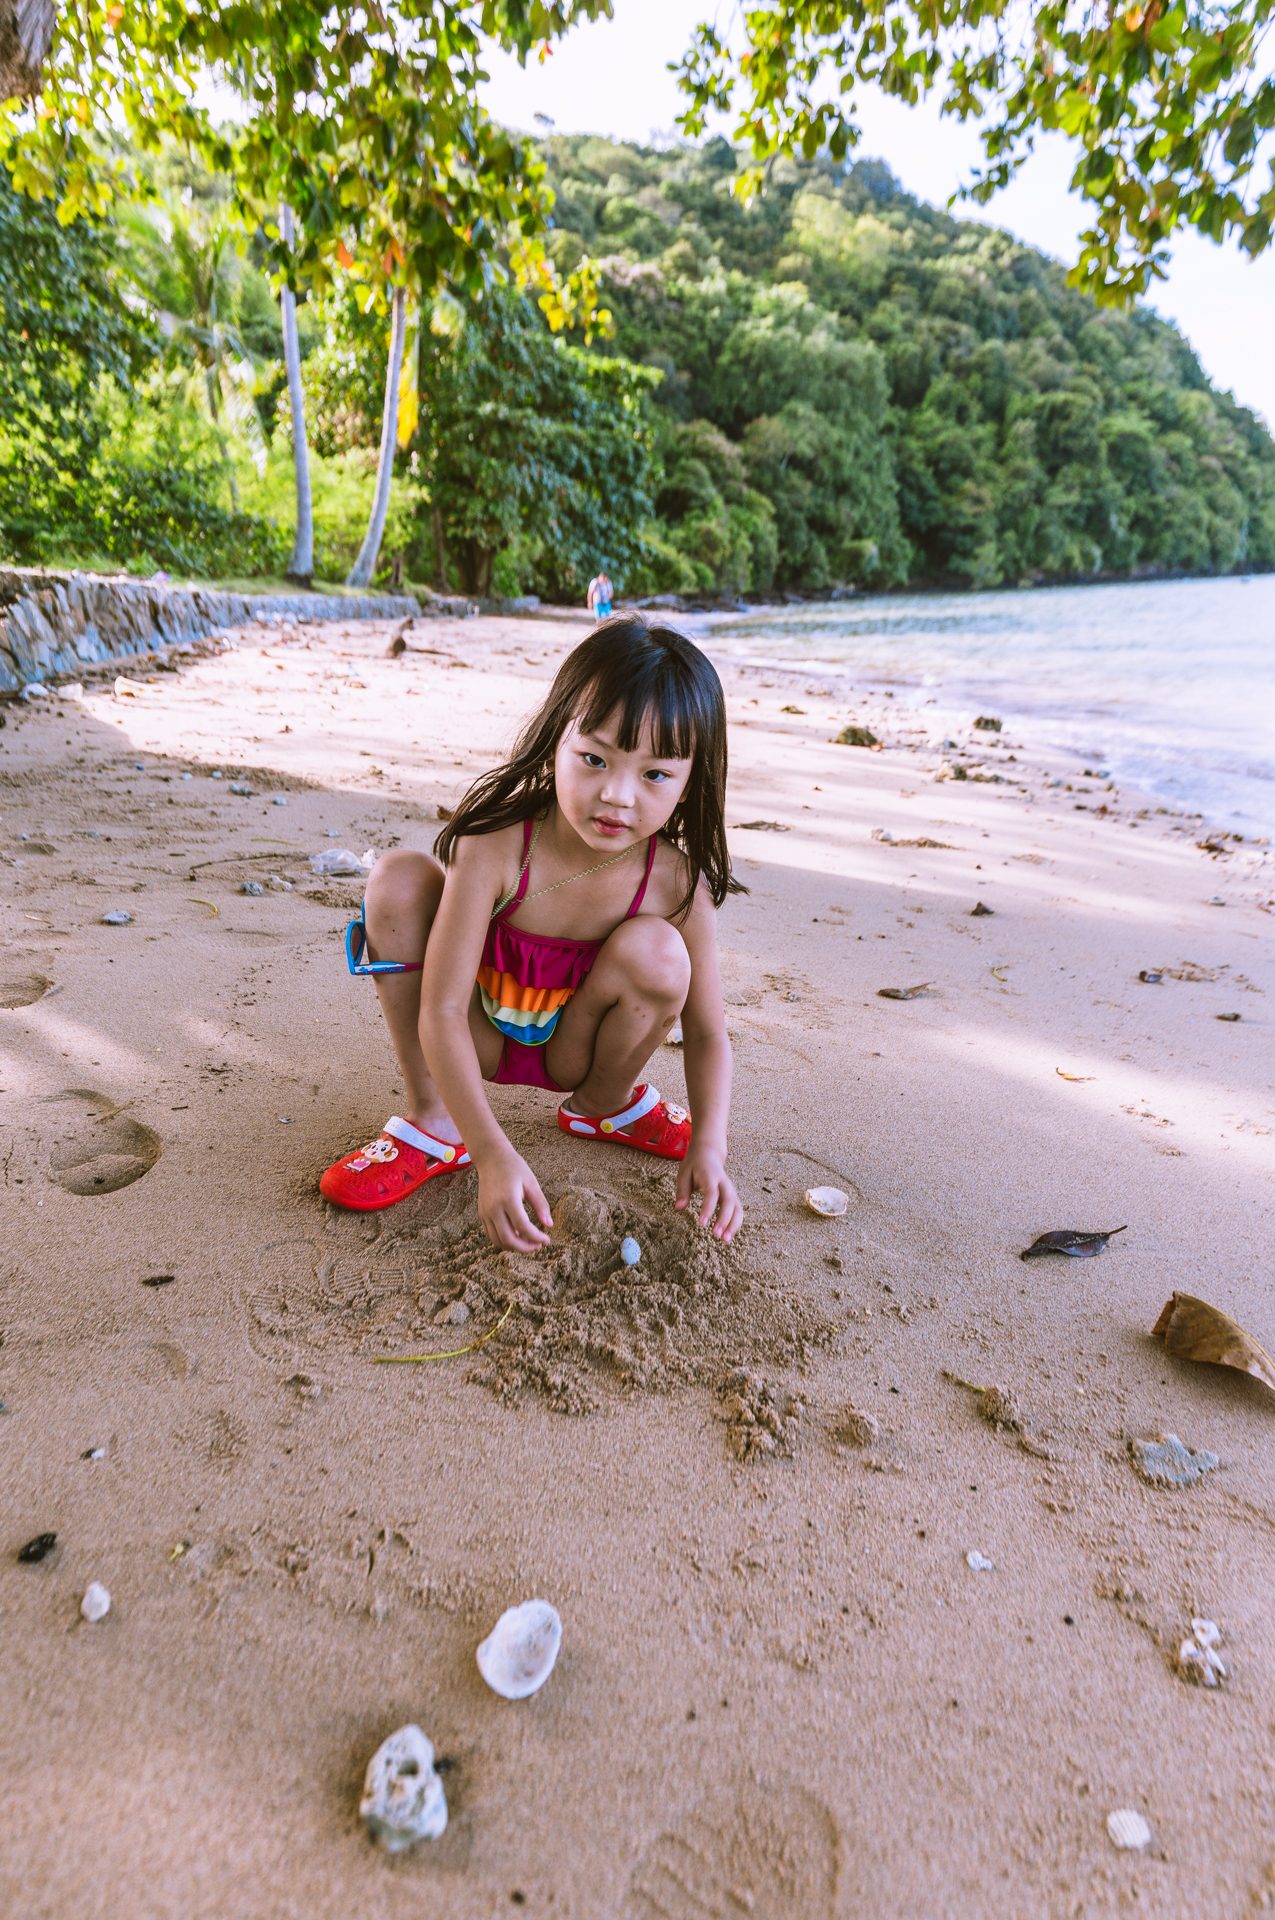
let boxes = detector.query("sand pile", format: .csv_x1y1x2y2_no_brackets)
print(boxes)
249,1175,838,1418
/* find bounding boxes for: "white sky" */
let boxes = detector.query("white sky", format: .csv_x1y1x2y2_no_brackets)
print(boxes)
480,0,1275,426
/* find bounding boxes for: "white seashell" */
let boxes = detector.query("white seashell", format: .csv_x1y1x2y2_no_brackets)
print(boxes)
966,1551,994,1572
666,1022,683,1045
620,1236,641,1266
1106,1809,1152,1851
476,1599,562,1700
80,1581,111,1623
359,1725,448,1851
806,1186,849,1217
1177,1629,1227,1687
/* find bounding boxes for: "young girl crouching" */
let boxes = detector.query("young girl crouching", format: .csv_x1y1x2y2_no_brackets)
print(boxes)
321,617,745,1253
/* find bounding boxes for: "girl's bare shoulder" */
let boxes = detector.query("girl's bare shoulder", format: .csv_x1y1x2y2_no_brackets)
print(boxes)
645,836,711,922
448,821,526,899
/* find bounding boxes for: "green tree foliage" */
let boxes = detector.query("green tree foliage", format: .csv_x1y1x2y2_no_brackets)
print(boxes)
651,418,777,595
413,284,657,598
1,3,616,587
0,159,148,554
675,0,1275,305
0,163,286,573
543,136,1275,591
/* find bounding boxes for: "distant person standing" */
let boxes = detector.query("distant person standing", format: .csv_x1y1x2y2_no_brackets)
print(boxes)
587,568,613,618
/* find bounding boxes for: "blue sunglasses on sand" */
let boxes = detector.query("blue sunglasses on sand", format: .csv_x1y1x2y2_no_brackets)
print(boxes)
345,903,424,977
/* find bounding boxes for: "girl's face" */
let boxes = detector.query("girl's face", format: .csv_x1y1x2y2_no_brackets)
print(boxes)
554,705,693,850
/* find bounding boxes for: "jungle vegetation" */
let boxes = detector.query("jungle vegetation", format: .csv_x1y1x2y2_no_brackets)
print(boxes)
3,135,1273,597
539,134,1275,595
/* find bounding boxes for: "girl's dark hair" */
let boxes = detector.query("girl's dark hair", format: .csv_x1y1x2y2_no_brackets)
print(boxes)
434,615,744,918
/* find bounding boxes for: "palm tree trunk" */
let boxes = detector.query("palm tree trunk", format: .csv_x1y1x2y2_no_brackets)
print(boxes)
346,283,407,590
0,0,55,100
279,204,314,585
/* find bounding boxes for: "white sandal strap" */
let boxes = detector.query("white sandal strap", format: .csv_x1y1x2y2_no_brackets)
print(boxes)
569,1084,660,1135
385,1114,460,1162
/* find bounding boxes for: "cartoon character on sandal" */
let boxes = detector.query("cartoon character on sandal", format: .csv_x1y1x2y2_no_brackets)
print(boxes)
319,615,744,1252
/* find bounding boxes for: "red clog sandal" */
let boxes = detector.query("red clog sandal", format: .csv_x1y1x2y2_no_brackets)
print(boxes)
319,1115,470,1211
557,1084,691,1161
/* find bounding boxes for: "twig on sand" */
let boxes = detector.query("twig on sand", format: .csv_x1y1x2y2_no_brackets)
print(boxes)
375,1298,515,1365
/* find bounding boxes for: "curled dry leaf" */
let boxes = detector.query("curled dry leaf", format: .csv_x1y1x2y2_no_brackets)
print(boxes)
1151,1292,1275,1397
877,982,931,1001
1020,1226,1127,1261
1056,1069,1095,1082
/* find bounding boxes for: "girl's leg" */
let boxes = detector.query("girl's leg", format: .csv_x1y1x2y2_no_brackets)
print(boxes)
362,851,500,1141
545,916,690,1117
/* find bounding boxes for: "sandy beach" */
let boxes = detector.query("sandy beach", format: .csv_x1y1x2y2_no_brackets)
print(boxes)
2,606,1273,1919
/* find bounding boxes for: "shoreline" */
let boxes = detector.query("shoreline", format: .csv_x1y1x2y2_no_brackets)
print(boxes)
689,579,1275,844
2,608,1273,1916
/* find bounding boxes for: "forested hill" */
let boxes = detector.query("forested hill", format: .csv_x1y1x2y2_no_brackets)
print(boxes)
542,135,1275,595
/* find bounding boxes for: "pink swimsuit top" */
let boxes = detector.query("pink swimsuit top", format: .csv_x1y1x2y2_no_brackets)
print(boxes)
476,819,656,1049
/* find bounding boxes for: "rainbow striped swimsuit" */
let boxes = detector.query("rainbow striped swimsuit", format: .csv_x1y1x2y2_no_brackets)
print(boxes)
477,818,656,1089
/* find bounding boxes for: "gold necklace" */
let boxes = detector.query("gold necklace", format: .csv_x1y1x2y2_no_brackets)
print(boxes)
494,816,644,914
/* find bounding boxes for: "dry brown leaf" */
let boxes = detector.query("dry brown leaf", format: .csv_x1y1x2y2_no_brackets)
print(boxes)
1021,1226,1126,1260
1151,1292,1275,1397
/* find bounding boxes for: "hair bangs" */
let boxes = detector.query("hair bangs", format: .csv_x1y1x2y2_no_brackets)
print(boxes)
574,641,699,763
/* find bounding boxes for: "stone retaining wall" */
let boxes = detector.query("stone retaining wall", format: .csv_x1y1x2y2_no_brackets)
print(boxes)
0,569,435,692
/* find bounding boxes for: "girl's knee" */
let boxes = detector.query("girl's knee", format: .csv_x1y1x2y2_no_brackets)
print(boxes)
364,849,444,917
609,916,690,1001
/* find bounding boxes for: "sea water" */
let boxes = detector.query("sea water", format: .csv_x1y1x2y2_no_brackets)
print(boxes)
695,575,1275,838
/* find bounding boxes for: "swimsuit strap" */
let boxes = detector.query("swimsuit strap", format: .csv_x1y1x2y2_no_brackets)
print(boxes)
491,817,543,920
624,835,658,920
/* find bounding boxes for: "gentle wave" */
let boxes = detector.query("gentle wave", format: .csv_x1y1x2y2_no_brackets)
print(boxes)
692,576,1275,837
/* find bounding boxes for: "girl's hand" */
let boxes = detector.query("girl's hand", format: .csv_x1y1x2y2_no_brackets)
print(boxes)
675,1149,743,1242
477,1148,553,1253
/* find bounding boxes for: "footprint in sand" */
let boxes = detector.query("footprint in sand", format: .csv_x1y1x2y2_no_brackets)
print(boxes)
0,970,52,1010
625,1781,839,1919
42,1089,163,1195
243,1240,332,1361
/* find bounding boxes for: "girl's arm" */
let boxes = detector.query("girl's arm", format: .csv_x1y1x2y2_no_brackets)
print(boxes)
419,833,554,1253
674,882,743,1242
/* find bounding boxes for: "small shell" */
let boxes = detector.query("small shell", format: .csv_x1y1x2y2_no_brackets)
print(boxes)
1106,1809,1152,1851
620,1237,641,1267
806,1187,849,1218
966,1551,994,1572
1177,1619,1227,1687
666,1022,684,1045
360,1725,448,1851
80,1581,111,1623
476,1599,562,1700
